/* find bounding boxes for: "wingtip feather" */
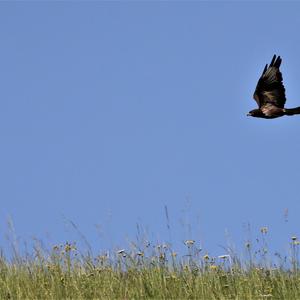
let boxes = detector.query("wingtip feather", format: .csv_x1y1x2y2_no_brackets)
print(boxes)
275,56,282,68
270,54,276,67
262,64,268,75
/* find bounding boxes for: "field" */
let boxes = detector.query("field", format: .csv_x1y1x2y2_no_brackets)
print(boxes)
1,227,300,299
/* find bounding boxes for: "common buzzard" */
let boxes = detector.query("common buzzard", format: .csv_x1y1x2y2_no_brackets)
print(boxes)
247,55,300,118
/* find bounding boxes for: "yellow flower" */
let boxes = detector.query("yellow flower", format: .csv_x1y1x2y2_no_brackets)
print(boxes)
210,265,217,271
64,242,76,252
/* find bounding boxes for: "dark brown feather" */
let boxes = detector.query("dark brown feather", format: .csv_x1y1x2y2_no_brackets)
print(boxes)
284,107,300,115
253,55,286,108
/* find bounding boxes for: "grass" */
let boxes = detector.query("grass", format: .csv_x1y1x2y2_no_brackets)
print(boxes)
1,227,300,299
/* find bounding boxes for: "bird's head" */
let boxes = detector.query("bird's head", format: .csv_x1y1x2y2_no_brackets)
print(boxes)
247,109,263,117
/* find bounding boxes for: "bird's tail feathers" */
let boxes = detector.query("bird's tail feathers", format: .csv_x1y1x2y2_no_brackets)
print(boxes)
284,107,300,116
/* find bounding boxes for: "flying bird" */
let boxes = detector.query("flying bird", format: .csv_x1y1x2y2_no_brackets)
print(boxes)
247,55,300,118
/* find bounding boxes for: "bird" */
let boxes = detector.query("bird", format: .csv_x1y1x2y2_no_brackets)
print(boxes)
247,55,300,119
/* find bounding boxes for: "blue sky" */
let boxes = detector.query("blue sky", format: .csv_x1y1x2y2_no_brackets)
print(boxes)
1,2,300,256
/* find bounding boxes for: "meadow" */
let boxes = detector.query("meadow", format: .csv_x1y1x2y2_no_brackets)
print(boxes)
1,226,300,299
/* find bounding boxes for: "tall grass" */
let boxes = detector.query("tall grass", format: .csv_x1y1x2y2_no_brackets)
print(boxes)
1,227,300,299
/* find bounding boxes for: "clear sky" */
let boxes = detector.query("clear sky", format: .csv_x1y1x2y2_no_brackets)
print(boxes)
1,2,300,256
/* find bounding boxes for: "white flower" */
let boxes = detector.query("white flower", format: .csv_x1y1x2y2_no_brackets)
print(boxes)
184,240,195,246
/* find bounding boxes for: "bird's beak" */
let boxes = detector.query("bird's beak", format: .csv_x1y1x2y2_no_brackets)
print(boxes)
246,113,251,116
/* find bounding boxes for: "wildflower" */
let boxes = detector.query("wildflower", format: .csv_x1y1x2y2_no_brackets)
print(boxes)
65,243,72,252
210,265,217,271
260,227,268,234
64,242,76,252
203,254,210,260
184,240,195,246
171,252,177,257
159,253,166,261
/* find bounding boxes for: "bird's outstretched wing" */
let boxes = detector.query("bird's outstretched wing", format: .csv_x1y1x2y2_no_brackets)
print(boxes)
253,55,286,108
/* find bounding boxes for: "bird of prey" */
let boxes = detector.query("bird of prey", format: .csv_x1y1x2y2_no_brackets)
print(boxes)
247,55,300,118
